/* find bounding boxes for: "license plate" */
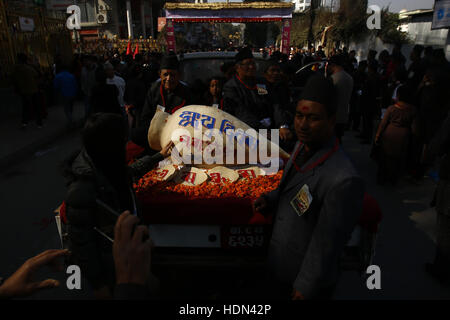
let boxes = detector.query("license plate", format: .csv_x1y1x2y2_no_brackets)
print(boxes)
221,226,267,249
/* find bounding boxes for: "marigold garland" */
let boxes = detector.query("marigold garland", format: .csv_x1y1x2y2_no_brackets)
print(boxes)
134,169,283,200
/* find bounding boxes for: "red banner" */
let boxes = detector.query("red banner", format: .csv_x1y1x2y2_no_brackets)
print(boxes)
281,19,291,55
166,19,176,53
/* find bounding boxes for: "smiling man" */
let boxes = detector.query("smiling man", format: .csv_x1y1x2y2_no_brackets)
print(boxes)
253,74,365,300
133,53,192,148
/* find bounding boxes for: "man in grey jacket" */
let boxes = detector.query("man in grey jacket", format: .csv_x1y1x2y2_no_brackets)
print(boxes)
326,54,354,144
254,74,365,300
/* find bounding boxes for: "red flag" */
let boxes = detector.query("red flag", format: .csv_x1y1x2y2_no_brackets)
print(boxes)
133,43,139,59
126,41,132,55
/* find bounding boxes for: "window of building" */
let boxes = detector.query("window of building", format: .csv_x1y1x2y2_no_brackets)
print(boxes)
78,0,96,23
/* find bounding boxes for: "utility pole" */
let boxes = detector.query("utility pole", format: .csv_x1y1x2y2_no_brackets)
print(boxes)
126,0,133,39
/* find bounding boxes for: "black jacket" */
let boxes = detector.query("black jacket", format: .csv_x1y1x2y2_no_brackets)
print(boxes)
223,75,274,129
266,81,293,127
133,81,193,147
63,149,163,289
426,112,450,180
90,84,122,115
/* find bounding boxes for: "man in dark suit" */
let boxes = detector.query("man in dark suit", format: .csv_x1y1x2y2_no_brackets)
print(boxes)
254,74,365,300
223,47,292,142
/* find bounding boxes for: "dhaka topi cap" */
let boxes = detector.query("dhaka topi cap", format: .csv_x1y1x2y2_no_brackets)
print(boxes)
300,74,337,116
235,47,254,64
160,52,180,70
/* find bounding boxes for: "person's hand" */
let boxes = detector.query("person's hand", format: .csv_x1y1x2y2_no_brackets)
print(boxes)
159,141,175,158
292,289,305,300
280,128,293,141
253,196,269,213
113,211,152,286
374,136,380,146
0,249,69,299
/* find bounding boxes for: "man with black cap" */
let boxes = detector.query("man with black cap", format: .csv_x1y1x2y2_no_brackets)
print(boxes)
223,47,291,139
133,53,192,148
253,74,365,300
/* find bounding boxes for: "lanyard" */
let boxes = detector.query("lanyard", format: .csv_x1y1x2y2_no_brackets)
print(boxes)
160,83,186,114
292,138,340,173
236,74,257,90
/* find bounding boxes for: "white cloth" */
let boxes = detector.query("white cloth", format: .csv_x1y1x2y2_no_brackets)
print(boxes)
107,75,126,108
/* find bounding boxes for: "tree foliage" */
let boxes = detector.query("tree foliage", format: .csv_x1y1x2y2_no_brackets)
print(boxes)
287,1,409,49
375,8,410,45
331,0,369,44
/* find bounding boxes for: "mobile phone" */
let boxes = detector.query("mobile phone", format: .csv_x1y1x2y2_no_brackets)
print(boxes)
95,199,149,242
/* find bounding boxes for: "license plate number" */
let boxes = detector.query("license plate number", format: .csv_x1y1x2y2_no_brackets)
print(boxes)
221,226,267,248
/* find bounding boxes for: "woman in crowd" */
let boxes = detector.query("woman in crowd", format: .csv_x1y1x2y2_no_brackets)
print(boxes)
203,76,225,108
375,85,417,185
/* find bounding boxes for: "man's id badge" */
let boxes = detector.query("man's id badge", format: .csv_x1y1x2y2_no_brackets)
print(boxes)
157,104,165,112
290,184,313,216
257,84,268,95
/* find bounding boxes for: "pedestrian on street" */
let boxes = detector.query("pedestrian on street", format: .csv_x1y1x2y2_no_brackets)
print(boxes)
89,68,122,115
360,62,381,144
81,55,98,119
348,61,367,132
374,85,417,185
53,65,78,128
423,112,450,286
105,62,126,112
11,53,43,129
253,74,365,300
124,64,147,128
326,54,354,144
413,64,450,179
406,45,426,92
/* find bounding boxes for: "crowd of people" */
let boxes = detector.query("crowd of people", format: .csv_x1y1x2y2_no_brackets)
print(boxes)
2,42,450,300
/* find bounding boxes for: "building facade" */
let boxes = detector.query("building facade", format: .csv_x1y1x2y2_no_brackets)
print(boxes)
399,9,450,60
292,0,310,13
46,0,165,40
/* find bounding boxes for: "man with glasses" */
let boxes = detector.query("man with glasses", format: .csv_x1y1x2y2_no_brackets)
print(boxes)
223,47,277,130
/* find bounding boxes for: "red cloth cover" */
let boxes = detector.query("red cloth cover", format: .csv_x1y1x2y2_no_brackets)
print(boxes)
126,141,145,163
